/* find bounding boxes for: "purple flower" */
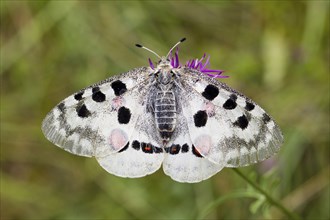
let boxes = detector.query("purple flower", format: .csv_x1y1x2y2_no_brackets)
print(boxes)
148,47,229,78
170,48,181,68
148,58,155,69
184,51,228,78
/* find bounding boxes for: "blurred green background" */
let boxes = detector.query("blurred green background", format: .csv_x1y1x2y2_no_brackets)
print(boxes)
1,1,329,219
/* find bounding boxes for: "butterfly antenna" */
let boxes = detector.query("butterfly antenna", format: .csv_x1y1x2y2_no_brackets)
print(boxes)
166,37,186,59
135,43,161,60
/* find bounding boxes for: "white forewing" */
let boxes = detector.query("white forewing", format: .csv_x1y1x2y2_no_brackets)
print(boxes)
42,67,152,157
178,67,283,167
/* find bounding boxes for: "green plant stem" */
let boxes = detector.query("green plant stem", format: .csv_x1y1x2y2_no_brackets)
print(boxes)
233,169,301,220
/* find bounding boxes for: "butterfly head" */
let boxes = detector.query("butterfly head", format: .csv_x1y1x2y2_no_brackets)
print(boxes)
136,38,185,70
153,59,176,86
136,38,229,79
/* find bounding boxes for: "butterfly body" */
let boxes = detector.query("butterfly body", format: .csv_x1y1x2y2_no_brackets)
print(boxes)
147,59,179,143
42,48,283,183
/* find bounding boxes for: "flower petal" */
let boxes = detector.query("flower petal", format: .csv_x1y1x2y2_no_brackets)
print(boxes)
148,58,154,69
147,47,229,79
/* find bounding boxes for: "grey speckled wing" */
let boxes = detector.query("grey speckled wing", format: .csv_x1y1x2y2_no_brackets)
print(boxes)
175,67,283,167
42,67,165,177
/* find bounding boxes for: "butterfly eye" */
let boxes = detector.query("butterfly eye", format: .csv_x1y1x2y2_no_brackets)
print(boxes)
171,70,179,77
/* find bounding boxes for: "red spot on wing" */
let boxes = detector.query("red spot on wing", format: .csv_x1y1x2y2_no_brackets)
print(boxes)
145,144,151,151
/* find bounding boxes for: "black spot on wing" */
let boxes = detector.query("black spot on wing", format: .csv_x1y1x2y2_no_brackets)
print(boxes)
118,142,129,153
192,145,203,158
193,110,208,127
133,141,162,153
92,86,106,102
74,91,84,101
92,87,99,93
132,140,140,150
117,107,131,124
141,143,153,154
111,80,127,96
165,144,181,155
181,144,189,153
57,102,65,112
76,104,91,118
262,113,271,123
202,84,219,101
233,114,249,130
245,101,255,111
223,94,237,110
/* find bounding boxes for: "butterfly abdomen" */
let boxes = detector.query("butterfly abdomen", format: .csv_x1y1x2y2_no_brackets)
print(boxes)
154,90,177,141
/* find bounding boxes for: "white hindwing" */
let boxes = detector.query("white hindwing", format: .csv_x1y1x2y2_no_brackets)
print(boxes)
162,114,223,183
42,67,163,177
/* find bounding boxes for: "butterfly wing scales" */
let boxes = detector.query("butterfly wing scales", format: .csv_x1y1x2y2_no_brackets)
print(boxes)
97,112,164,178
162,114,223,183
178,68,284,167
42,67,166,177
42,67,151,157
